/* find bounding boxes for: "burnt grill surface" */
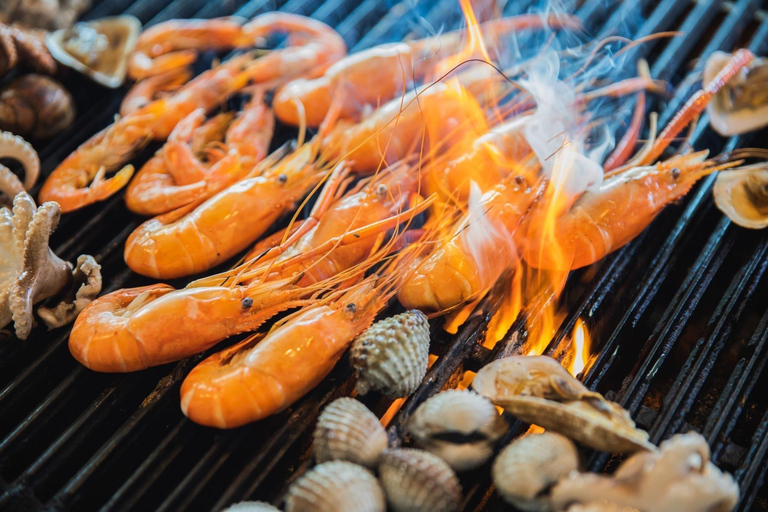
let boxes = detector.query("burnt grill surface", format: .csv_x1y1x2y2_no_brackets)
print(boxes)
1,0,768,511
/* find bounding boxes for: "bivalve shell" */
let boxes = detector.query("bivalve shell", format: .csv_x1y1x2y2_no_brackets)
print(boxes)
350,310,430,398
285,461,385,512
408,389,507,470
492,432,579,512
221,501,281,511
379,448,462,512
313,397,388,468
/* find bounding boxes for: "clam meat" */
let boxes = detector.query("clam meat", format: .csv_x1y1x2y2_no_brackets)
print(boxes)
472,355,653,453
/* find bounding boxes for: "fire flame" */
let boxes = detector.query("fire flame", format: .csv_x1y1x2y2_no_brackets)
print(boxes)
567,318,591,376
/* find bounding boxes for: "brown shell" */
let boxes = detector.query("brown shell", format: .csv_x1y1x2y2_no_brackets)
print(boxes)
313,397,388,469
379,448,462,512
0,75,75,139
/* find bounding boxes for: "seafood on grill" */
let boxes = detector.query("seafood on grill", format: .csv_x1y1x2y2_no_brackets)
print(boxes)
350,309,431,398
313,398,389,469
0,23,57,78
472,355,653,453
120,67,192,116
705,51,768,136
222,502,281,512
1,192,101,340
378,448,462,512
492,432,580,512
285,461,386,512
551,432,739,512
713,162,768,229
0,131,39,205
408,389,507,471
46,15,142,88
124,89,274,216
273,13,581,128
0,0,90,31
0,75,76,139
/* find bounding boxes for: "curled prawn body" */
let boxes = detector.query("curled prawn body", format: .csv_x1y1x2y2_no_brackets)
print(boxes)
69,277,308,372
123,143,324,279
120,68,192,116
180,278,384,428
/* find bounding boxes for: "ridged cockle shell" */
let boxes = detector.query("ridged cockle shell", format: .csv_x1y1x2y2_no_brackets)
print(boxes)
221,501,281,511
408,389,507,470
378,448,462,512
350,309,430,398
313,397,388,468
492,432,579,512
285,461,385,512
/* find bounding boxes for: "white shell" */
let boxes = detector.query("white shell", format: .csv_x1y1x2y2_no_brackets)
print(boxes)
313,398,388,468
713,164,768,229
285,461,385,512
408,389,507,471
46,15,141,88
350,310,430,398
705,51,768,136
221,501,281,512
379,448,462,512
492,432,579,512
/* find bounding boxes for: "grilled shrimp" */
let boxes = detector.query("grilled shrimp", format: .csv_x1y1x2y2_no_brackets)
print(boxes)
124,90,274,216
273,14,580,127
123,142,324,279
180,275,393,428
120,67,192,116
68,277,310,373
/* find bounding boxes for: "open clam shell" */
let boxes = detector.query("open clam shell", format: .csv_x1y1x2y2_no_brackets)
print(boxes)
46,15,141,88
705,51,768,136
472,356,653,453
713,165,768,229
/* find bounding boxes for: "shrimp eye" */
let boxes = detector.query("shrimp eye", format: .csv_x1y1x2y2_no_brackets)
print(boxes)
278,173,288,184
514,175,525,185
376,184,387,197
671,168,681,180
242,297,254,309
345,303,357,314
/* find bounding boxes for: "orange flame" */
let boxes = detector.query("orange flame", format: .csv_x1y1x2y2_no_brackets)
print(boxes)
567,318,591,376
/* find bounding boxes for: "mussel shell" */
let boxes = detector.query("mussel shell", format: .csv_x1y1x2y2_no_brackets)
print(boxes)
705,51,768,136
379,448,462,512
492,395,653,453
408,389,507,471
313,397,388,468
285,461,385,512
713,166,768,229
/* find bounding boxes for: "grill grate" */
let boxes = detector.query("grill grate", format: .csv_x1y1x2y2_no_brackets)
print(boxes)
1,0,768,511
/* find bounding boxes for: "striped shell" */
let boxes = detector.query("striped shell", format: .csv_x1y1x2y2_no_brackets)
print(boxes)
221,501,281,511
379,448,462,512
285,461,385,512
350,310,430,398
492,432,579,512
408,389,507,471
313,397,388,468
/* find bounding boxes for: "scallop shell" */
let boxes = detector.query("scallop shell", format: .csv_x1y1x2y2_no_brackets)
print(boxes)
313,397,388,468
705,51,768,136
46,15,141,88
378,448,462,512
350,310,430,398
492,432,579,512
408,389,507,471
285,461,385,512
472,356,653,453
221,501,281,512
713,164,768,229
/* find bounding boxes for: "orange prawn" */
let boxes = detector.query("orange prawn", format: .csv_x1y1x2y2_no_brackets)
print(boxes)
120,67,192,116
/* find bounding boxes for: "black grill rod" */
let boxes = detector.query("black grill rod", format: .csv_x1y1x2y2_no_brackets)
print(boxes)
648,237,768,443
705,307,768,458
735,404,768,512
334,0,391,49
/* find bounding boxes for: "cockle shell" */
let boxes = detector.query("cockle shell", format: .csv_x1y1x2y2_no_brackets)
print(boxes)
350,309,430,398
408,389,507,470
492,432,579,512
551,432,739,512
713,164,768,229
705,51,768,136
46,15,141,88
378,448,462,512
285,461,385,512
313,397,388,468
472,356,653,453
221,501,281,512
